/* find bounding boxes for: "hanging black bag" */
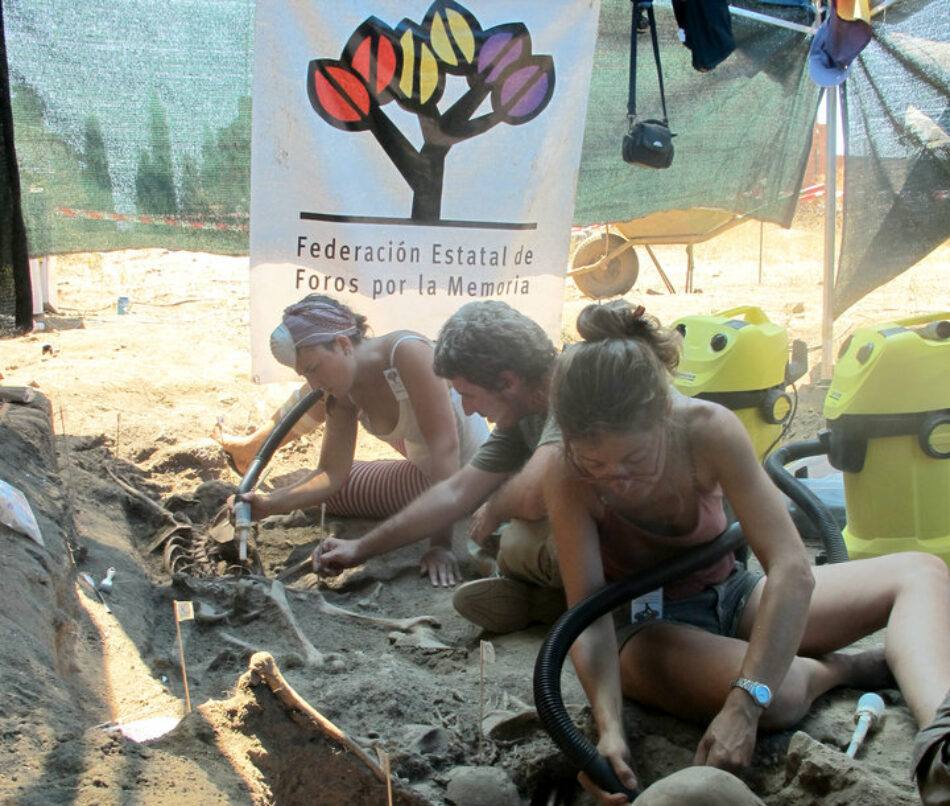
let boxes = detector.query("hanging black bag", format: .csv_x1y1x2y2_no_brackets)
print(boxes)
623,118,674,168
622,1,675,169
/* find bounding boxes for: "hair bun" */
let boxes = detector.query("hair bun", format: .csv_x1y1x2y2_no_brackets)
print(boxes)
576,300,648,342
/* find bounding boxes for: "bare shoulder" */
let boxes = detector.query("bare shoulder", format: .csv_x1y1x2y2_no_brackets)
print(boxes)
380,332,432,383
681,396,757,474
681,396,744,442
543,449,603,516
387,331,433,357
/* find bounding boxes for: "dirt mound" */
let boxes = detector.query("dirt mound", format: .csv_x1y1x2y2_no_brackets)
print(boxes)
163,652,431,806
0,394,251,805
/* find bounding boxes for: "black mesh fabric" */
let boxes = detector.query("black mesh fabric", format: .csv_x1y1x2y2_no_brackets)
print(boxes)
836,0,950,316
1,0,945,318
573,0,822,229
0,0,30,329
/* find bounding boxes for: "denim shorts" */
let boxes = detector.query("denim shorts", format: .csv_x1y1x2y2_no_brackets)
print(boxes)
614,564,764,650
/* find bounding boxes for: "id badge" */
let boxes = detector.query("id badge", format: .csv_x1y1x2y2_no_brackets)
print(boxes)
631,587,663,624
383,368,410,400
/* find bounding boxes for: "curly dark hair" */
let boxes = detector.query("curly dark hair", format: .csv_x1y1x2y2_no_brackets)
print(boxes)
432,301,556,390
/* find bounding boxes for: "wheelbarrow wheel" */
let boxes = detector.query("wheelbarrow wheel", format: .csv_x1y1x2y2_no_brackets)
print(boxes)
570,232,639,299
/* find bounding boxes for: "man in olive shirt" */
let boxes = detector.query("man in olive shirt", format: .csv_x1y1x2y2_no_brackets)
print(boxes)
315,299,564,631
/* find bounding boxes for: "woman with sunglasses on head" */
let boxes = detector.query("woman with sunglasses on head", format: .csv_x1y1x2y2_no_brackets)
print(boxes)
544,299,950,805
235,293,489,587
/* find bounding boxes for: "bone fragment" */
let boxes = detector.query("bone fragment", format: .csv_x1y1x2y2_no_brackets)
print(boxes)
388,628,451,649
220,631,257,656
104,464,178,526
194,601,230,624
309,587,441,634
265,580,326,667
248,651,386,784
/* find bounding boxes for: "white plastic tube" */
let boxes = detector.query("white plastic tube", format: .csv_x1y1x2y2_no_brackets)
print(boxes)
846,692,886,758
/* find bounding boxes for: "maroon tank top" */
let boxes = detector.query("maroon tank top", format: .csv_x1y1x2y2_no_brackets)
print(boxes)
597,484,733,600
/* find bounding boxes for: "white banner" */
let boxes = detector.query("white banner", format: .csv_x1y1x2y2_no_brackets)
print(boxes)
249,0,600,382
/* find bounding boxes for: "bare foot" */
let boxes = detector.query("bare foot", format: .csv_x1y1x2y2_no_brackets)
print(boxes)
831,646,896,691
211,422,258,475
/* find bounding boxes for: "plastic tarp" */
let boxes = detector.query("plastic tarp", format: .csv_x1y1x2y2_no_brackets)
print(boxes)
836,0,950,316
2,0,253,259
1,0,946,319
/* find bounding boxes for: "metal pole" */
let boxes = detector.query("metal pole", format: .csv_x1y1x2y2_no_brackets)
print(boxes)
821,87,837,381
727,5,815,33
758,220,764,284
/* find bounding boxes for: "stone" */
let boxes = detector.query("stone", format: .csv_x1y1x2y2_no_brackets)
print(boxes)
445,765,521,805
780,730,917,805
634,767,764,805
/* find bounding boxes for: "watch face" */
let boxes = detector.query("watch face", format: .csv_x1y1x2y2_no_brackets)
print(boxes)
753,684,771,705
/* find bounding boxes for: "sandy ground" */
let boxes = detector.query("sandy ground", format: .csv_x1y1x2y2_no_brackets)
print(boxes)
1,212,948,805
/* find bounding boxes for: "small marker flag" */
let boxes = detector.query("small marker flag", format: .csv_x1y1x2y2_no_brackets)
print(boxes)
174,600,195,623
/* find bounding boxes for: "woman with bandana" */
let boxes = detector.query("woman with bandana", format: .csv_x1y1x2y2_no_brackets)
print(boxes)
235,293,489,586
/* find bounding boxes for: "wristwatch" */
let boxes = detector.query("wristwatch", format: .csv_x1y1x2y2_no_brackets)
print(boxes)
730,677,772,708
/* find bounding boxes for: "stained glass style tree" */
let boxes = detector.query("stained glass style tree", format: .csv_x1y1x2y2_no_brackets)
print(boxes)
307,0,555,222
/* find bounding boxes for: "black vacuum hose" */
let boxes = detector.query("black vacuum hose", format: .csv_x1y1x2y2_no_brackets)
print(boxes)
533,523,746,800
763,435,848,564
232,388,325,557
235,387,325,497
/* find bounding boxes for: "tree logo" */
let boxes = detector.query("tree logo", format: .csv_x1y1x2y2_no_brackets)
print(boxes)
305,0,555,228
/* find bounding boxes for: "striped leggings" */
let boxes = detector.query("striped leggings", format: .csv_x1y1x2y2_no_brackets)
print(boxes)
275,387,429,519
323,441,431,519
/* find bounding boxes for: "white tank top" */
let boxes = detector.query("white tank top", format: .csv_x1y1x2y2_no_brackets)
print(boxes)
358,334,489,477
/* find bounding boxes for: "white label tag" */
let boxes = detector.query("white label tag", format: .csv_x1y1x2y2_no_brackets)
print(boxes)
631,587,663,624
383,368,410,400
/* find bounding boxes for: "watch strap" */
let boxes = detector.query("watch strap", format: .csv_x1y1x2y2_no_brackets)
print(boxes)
730,677,771,708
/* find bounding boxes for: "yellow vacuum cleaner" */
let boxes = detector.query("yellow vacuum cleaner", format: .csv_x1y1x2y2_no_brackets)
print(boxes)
824,312,950,564
673,306,807,460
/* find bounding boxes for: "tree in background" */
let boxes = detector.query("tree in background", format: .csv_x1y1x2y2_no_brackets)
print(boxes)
179,151,208,217
80,115,114,214
179,95,251,219
201,95,251,216
9,80,93,254
135,92,177,215
9,80,248,254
